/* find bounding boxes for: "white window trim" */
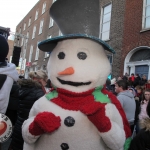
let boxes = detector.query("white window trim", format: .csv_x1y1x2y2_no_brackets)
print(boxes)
45,52,50,58
21,38,24,46
35,42,40,60
99,3,112,41
59,30,63,36
35,10,39,20
42,2,46,14
47,35,52,39
23,23,26,31
52,0,56,3
32,26,36,39
142,0,150,29
28,18,31,26
29,45,33,62
39,19,44,35
49,17,54,28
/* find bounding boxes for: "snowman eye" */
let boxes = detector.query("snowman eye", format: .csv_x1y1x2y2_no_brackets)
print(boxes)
77,52,87,60
58,52,65,59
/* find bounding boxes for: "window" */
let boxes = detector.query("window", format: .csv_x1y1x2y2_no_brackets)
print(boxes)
32,26,36,39
59,30,63,36
23,23,26,31
29,45,33,62
28,18,31,26
39,19,44,34
100,4,112,41
49,17,54,28
35,10,39,20
26,32,29,43
45,52,50,58
42,2,46,14
21,38,24,46
143,0,150,29
19,27,21,33
47,35,52,39
35,42,40,60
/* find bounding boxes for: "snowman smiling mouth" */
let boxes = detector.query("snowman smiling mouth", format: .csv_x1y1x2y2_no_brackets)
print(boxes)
57,78,91,86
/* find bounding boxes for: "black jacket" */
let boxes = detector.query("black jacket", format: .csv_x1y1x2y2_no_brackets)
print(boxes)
10,79,45,150
129,118,150,150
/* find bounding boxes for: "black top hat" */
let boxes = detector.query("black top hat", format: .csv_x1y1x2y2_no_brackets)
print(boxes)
0,35,9,62
38,0,115,54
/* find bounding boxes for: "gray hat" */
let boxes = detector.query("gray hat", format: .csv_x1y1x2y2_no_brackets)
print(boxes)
38,0,115,54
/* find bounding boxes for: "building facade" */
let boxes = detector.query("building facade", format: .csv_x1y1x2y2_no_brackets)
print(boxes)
122,0,150,80
15,0,127,79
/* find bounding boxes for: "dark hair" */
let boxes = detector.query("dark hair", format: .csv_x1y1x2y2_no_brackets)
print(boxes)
141,89,150,104
146,100,150,117
131,73,134,76
116,80,128,90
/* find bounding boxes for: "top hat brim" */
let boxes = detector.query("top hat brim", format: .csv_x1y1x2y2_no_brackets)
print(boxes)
38,34,115,54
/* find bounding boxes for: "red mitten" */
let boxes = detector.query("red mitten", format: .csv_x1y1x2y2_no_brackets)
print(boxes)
80,102,111,132
29,112,61,136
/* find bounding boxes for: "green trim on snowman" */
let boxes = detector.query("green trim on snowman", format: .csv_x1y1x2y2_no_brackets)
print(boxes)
93,86,111,103
45,90,58,100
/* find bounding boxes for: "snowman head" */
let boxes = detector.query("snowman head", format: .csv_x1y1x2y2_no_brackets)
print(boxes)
47,38,111,93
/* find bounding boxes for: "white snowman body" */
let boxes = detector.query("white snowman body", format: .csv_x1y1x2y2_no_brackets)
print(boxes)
22,39,126,150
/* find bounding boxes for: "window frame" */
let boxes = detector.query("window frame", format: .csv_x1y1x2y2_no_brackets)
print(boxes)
32,26,36,39
39,19,44,35
42,2,46,14
23,23,26,31
99,3,112,41
29,45,33,62
28,18,31,26
35,10,39,20
35,42,40,60
142,0,150,29
49,17,54,28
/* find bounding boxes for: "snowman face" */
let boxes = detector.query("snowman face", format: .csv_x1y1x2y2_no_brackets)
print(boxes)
47,38,111,93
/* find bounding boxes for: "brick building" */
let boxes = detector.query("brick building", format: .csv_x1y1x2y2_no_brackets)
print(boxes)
15,0,127,79
122,0,150,80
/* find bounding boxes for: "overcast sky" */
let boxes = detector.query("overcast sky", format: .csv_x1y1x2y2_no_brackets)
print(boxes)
0,0,39,39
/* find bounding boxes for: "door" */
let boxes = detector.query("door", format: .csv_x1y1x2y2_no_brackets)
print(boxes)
135,65,149,79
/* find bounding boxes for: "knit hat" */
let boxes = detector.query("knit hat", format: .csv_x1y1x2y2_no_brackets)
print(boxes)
0,35,9,62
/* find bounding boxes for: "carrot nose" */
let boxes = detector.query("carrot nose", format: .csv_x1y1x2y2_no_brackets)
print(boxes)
58,67,74,75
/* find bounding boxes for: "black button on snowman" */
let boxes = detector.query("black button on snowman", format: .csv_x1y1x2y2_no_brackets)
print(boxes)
64,116,75,127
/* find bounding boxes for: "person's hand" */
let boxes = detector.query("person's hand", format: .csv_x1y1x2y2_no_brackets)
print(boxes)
29,112,61,136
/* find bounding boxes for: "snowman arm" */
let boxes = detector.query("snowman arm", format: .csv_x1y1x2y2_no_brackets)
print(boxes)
99,103,126,150
22,100,41,144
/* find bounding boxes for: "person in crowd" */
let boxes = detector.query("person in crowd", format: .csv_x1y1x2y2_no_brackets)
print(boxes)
135,85,143,102
128,100,150,150
117,76,122,81
9,78,45,150
115,80,136,131
133,74,141,87
128,87,140,134
110,78,117,95
129,73,135,87
139,74,147,86
122,72,129,81
0,35,18,114
139,89,150,121
5,81,20,125
29,70,49,93
105,78,112,91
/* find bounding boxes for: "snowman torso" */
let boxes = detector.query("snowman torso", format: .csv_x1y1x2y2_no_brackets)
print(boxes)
23,96,111,150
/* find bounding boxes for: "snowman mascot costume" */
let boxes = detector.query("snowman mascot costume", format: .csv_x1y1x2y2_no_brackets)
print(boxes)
22,0,131,150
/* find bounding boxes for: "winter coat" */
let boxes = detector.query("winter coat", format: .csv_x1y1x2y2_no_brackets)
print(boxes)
129,117,150,150
10,79,45,150
117,90,136,124
5,82,20,125
0,63,18,114
139,79,147,86
139,100,149,121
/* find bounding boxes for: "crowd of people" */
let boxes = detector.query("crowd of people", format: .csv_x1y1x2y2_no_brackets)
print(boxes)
106,73,150,149
1,34,150,149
